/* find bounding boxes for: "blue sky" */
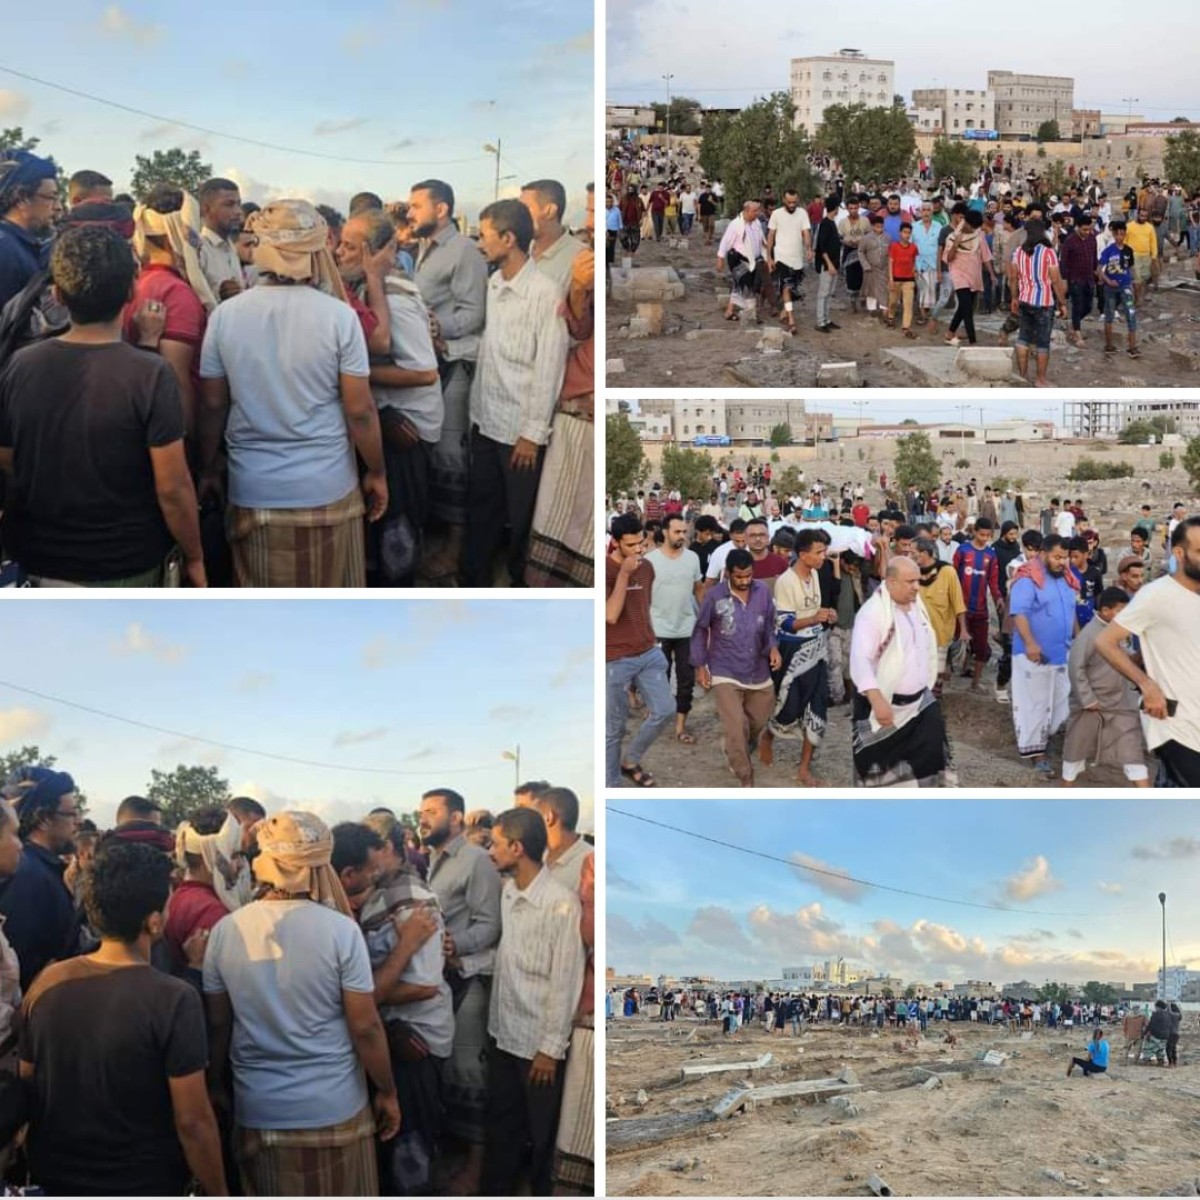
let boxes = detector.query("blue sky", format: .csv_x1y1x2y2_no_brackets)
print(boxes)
0,599,593,829
607,0,1200,121
1,0,593,225
608,800,1200,986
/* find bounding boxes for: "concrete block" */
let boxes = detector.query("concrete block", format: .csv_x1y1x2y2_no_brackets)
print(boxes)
637,301,664,335
685,328,722,341
626,317,652,339
1169,346,1200,372
817,361,860,387
757,328,788,352
606,358,625,375
610,266,685,302
955,346,1013,381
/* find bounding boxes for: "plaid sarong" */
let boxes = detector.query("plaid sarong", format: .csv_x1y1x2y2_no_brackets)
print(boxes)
552,1021,594,1194
226,487,366,588
236,1103,378,1197
525,404,594,588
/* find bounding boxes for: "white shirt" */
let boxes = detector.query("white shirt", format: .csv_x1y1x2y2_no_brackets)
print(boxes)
532,231,585,300
469,259,568,447
767,206,811,268
489,867,585,1061
717,215,764,264
850,595,934,697
198,226,244,295
1054,511,1077,539
1115,575,1200,753
680,191,697,215
705,538,739,581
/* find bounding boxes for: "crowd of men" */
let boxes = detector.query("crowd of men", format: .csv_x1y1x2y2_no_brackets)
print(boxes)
605,470,1200,788
0,150,594,588
606,137,1199,387
0,768,594,1195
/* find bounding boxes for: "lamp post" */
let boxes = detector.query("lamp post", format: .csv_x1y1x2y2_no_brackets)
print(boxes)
1159,891,1167,1001
483,140,502,201
501,745,520,791
662,72,674,163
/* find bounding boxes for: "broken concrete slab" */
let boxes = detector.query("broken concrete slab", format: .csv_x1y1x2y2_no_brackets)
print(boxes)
817,361,860,387
637,301,664,335
626,317,652,338
680,1053,773,1080
880,345,1029,388
606,1111,715,1152
919,1074,943,1091
606,358,625,375
610,266,685,304
1168,346,1200,371
713,1067,862,1118
956,346,1014,381
684,328,722,341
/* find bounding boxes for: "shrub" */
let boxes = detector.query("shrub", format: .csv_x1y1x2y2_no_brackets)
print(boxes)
1067,458,1135,482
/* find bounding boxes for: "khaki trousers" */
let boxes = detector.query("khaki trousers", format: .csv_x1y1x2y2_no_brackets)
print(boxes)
712,682,775,784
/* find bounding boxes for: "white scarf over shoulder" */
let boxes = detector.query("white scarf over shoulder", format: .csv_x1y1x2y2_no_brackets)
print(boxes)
870,585,939,723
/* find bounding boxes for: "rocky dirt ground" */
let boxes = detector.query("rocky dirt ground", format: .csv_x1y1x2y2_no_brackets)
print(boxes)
606,1016,1200,1196
606,236,1200,389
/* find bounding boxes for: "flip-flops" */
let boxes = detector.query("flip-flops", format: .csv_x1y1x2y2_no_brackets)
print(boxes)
620,764,656,787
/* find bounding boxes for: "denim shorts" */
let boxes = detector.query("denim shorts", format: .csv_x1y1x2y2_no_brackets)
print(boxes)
1015,302,1055,351
1101,284,1137,332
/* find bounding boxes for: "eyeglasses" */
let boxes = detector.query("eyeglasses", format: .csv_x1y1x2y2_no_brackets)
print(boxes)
34,189,60,202
56,808,79,819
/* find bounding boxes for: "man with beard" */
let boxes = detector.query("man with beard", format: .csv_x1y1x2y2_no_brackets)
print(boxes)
483,808,584,1196
838,195,870,314
691,548,781,787
410,180,488,580
764,187,811,335
1095,517,1200,786
420,788,502,1194
1008,534,1078,777
0,150,61,310
647,513,703,746
521,179,583,298
197,177,245,301
915,538,967,695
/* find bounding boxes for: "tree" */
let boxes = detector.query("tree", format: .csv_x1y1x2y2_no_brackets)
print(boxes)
1036,982,1072,1005
1039,160,1071,200
881,987,894,1000
705,92,817,213
1183,436,1200,491
930,137,981,186
1120,416,1176,444
1160,451,1176,471
1080,981,1118,1005
904,985,917,1000
660,445,714,502
698,111,731,184
0,127,41,155
606,413,647,498
145,764,231,829
775,465,804,497
769,422,793,448
651,96,702,138
1164,131,1200,196
892,94,907,111
0,745,89,819
816,103,916,185
893,431,940,493
128,148,213,202
900,417,919,425
1036,120,1061,143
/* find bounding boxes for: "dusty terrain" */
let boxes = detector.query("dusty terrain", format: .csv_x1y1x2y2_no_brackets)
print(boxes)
607,234,1200,389
607,1015,1200,1196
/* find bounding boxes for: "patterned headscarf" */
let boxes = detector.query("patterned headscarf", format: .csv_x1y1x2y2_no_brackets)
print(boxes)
175,812,246,912
252,810,352,917
132,190,219,311
246,200,346,301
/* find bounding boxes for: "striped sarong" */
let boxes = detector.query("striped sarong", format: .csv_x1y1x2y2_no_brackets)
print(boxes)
443,976,490,1144
525,404,594,588
236,1103,378,1197
226,487,366,588
552,1021,594,1194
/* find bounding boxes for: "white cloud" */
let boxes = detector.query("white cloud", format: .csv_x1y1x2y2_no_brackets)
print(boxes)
156,738,225,767
687,905,755,954
332,727,390,747
789,851,867,903
1131,838,1200,861
1098,881,1124,894
0,90,30,119
1003,855,1061,902
99,5,164,45
0,708,50,746
488,704,534,724
110,622,187,665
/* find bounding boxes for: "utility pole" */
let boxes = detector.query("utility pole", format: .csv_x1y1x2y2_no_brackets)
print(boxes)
1159,892,1167,1001
494,136,501,201
1123,96,1139,122
663,72,675,163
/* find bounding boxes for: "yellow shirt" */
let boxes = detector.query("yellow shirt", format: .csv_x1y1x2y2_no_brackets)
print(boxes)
1124,219,1158,262
920,563,966,647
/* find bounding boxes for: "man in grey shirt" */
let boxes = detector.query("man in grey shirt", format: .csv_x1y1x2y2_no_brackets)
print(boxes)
410,180,488,581
419,786,502,1193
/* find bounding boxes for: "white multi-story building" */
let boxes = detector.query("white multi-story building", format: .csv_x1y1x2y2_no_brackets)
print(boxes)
910,87,995,136
790,49,895,136
987,70,1074,138
1122,399,1200,439
1159,965,1200,1001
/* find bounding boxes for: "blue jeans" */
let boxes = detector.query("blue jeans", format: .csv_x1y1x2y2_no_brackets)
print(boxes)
1067,282,1094,331
680,213,694,234
606,645,674,785
1015,302,1054,351
1101,283,1137,332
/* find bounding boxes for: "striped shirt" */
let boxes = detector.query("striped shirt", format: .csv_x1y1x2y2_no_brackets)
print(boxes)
1012,243,1059,307
489,867,585,1061
953,543,1001,615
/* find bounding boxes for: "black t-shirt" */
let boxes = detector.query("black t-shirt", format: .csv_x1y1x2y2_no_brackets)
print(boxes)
20,958,208,1196
0,339,184,580
698,191,716,216
814,218,842,272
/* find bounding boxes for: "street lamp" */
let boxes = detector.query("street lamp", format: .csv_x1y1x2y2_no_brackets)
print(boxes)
1159,892,1167,1001
482,141,502,201
501,745,520,791
662,72,674,163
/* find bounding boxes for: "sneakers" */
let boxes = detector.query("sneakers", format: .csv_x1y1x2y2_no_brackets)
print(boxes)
995,687,1010,704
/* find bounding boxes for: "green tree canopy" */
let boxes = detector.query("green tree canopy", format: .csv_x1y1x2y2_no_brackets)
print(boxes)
145,764,231,829
1164,131,1200,195
660,444,714,502
0,127,42,155
1119,416,1176,444
893,431,940,493
1183,435,1200,491
129,148,213,202
769,422,793,448
1036,120,1061,143
1080,981,1119,1005
816,103,916,185
651,96,702,138
930,138,981,185
606,413,647,497
1036,982,1073,1005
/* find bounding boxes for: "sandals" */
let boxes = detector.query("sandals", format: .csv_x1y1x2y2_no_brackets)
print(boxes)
676,731,696,745
620,764,656,787
724,312,740,322
904,330,917,339
1128,348,1142,359
1104,344,1117,354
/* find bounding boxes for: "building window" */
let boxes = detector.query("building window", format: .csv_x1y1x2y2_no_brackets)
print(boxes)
682,425,689,435
697,425,706,435
823,89,832,100
878,72,887,83
823,70,832,81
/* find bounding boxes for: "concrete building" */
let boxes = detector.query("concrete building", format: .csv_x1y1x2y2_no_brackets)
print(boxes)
1122,399,1200,438
1063,399,1123,439
1158,965,1200,1002
911,87,995,136
987,71,1074,139
628,412,672,441
955,979,998,996
790,49,895,136
908,106,943,135
605,104,656,137
674,398,728,441
1099,112,1145,135
1072,108,1101,140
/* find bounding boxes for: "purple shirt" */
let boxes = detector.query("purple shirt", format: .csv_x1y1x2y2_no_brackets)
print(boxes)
690,580,778,685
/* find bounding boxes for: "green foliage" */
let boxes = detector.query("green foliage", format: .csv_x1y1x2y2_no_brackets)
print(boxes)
129,147,213,202
145,764,231,829
0,745,89,819
1183,436,1200,491
1121,417,1176,443
900,417,919,425
930,137,981,184
651,96,702,138
0,126,41,154
776,465,805,496
1012,476,1028,490
991,476,1010,491
770,451,780,464
904,985,917,1000
954,457,971,469
660,444,713,502
893,432,940,493
1036,982,1073,1005
1164,131,1200,195
769,422,793,448
1160,451,1176,470
1081,980,1119,1005
881,987,894,1000
1039,160,1071,199
816,103,916,184
606,414,646,497
1067,457,1135,481
703,92,817,213
1036,120,1061,143
1036,145,1047,159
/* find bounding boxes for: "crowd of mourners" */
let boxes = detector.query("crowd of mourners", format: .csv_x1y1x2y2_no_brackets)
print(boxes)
0,768,594,1196
0,150,594,588
606,466,1200,788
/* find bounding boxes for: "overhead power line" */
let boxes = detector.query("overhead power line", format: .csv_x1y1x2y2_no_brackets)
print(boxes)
609,807,1134,918
0,64,484,167
0,679,500,776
